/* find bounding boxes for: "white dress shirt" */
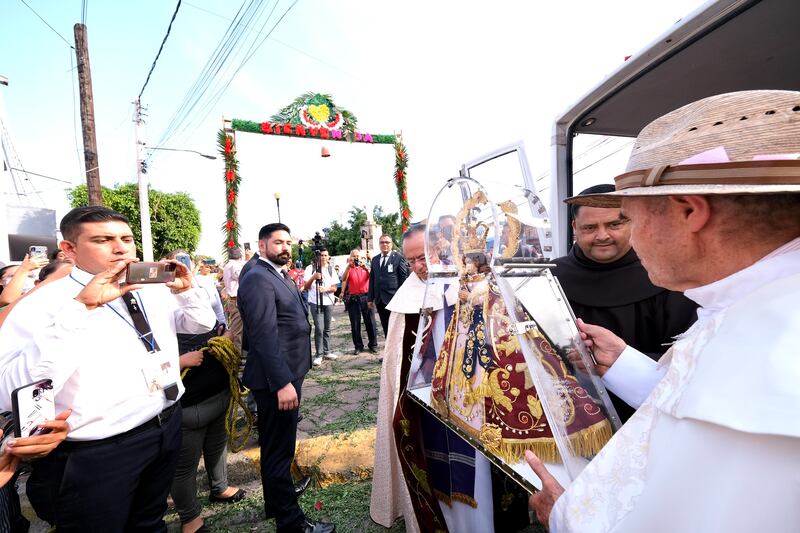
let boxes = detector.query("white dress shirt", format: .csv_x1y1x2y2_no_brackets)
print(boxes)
194,273,226,325
223,258,244,298
303,264,339,306
0,267,216,441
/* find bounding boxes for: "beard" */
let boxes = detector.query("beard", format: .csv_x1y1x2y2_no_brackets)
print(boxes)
267,249,292,266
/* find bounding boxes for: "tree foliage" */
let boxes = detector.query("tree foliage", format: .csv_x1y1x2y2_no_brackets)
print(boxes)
68,183,201,259
323,206,403,256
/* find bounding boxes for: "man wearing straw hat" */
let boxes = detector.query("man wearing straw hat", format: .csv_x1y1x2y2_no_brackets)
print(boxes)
526,90,800,532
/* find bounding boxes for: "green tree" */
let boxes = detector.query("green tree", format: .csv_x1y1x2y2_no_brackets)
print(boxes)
322,206,403,256
68,183,201,259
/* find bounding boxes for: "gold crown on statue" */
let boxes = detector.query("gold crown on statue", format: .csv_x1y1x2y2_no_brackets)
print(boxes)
462,221,490,254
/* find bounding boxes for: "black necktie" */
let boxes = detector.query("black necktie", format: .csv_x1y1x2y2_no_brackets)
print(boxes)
381,254,388,269
281,269,297,291
121,292,178,401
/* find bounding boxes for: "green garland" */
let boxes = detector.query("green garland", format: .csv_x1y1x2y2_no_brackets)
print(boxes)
221,93,410,244
230,118,396,145
218,129,241,254
395,141,411,231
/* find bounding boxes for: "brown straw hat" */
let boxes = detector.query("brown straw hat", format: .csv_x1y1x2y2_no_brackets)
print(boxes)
566,90,800,207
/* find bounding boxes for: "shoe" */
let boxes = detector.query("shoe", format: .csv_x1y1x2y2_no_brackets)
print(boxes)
352,348,362,355
368,347,379,354
313,356,323,367
323,352,339,360
294,475,312,496
209,487,246,503
302,520,336,533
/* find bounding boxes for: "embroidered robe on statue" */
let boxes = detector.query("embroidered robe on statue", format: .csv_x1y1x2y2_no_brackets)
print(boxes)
431,276,612,464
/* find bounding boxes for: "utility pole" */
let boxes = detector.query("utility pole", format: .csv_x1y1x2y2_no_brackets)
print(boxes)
133,99,154,261
74,23,103,206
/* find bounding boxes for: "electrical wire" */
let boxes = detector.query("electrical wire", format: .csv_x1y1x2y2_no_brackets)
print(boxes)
174,0,299,144
81,0,88,26
153,0,269,149
138,0,183,99
184,0,360,80
573,139,634,175
18,0,74,49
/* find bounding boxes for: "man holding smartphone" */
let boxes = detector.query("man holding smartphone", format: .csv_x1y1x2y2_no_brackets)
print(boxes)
0,206,216,532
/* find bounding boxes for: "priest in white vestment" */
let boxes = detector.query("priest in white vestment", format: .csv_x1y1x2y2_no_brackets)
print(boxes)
526,91,800,533
370,226,492,532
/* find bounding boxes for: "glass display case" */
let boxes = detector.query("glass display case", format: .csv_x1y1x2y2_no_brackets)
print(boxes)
405,176,620,493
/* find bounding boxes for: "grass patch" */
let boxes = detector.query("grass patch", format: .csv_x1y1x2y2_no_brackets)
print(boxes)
318,403,377,435
197,480,405,532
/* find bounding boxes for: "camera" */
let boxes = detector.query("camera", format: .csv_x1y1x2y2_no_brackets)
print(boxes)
353,257,360,267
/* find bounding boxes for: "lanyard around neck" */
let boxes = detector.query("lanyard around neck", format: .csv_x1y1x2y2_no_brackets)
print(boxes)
69,274,158,353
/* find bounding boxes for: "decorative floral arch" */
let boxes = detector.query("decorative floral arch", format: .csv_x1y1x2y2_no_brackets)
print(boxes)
218,92,409,252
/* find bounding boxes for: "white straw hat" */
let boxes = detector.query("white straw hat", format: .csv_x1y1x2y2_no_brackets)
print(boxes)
567,90,800,207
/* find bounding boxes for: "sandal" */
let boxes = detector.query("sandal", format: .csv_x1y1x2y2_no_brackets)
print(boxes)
209,488,247,503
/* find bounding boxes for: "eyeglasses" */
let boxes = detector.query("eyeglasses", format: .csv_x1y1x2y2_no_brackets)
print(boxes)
406,254,426,266
379,240,392,245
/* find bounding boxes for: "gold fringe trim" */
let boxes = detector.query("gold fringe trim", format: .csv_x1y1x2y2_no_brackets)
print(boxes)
434,489,478,509
445,414,613,464
489,418,613,464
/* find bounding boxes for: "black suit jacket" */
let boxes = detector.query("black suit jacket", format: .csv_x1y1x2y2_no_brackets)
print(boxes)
239,253,260,281
238,260,311,392
368,250,409,305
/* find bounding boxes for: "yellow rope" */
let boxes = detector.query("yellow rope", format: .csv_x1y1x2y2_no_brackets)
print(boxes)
180,337,254,452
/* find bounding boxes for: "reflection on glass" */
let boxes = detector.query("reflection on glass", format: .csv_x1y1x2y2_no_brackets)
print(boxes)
406,176,619,494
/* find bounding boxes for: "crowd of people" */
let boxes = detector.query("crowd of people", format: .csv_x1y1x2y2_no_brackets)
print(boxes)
0,90,797,533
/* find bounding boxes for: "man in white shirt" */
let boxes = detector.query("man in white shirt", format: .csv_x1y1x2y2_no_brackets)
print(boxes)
223,247,245,350
302,248,339,366
526,90,800,532
0,206,216,532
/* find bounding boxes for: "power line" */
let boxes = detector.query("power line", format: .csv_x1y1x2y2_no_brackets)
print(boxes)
152,0,273,149
160,0,299,149
184,0,360,80
7,168,74,184
139,0,183,99
18,0,74,49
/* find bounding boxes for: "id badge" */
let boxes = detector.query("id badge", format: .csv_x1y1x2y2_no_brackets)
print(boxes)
142,351,179,393
387,264,394,273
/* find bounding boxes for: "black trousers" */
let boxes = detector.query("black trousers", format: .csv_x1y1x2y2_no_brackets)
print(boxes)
254,378,305,532
347,294,377,350
376,299,391,336
26,405,182,533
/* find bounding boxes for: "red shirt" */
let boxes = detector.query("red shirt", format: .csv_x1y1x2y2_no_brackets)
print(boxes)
347,266,370,294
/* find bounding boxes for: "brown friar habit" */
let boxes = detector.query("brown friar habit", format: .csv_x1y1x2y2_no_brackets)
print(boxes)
552,246,698,421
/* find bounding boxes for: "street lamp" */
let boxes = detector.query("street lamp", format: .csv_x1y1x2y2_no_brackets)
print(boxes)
274,192,281,223
134,140,217,261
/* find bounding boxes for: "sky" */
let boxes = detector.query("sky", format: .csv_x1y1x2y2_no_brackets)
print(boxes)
1,0,706,257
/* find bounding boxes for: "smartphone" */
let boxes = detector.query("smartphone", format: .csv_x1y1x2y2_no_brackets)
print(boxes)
175,253,193,272
126,262,177,284
0,411,14,454
11,379,55,438
29,245,48,259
